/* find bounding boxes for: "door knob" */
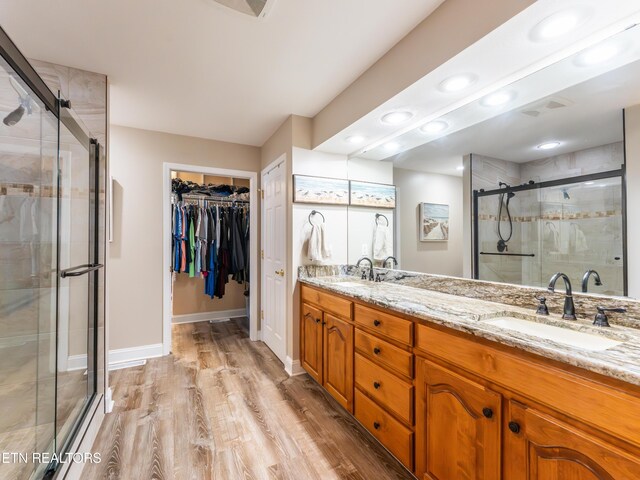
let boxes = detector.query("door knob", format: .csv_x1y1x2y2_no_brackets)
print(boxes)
275,269,284,277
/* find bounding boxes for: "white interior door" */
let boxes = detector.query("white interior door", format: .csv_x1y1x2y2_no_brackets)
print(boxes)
261,160,286,362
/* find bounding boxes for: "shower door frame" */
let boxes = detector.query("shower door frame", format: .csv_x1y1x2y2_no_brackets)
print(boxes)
472,167,628,295
0,25,105,479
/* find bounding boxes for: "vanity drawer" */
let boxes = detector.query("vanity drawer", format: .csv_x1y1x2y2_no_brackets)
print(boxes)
354,304,412,346
355,328,413,379
355,388,413,469
301,285,352,319
355,353,413,425
415,323,640,449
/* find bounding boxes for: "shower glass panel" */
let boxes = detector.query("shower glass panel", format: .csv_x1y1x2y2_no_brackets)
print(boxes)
476,188,541,286
0,42,101,478
55,112,97,456
474,174,625,296
537,178,624,296
0,56,58,480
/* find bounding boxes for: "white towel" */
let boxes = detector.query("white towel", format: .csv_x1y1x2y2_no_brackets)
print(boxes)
308,223,331,262
372,224,392,261
571,225,588,253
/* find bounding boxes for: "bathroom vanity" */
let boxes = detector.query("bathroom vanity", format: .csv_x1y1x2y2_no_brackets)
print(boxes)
299,272,640,479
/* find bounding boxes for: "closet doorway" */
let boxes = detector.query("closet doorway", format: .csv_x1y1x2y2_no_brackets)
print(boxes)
162,163,258,355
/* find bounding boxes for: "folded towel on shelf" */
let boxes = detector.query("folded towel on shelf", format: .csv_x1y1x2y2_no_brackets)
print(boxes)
308,223,331,262
372,224,392,261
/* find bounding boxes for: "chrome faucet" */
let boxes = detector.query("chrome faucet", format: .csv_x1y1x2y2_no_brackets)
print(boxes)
383,256,398,269
581,270,602,293
548,273,577,320
356,257,375,281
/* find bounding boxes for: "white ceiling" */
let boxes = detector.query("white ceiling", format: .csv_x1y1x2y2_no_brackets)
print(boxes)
0,0,444,146
315,0,640,159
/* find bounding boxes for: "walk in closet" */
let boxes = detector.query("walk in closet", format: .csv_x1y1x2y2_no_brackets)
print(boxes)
170,171,251,328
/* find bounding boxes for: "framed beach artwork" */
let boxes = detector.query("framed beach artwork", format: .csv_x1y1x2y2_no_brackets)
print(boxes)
349,180,396,209
420,202,449,241
293,175,350,205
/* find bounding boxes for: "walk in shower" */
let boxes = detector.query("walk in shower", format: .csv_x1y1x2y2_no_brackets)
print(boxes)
0,29,105,480
473,169,625,296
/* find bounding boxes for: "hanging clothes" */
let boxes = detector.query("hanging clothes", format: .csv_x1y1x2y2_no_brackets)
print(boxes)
171,187,250,301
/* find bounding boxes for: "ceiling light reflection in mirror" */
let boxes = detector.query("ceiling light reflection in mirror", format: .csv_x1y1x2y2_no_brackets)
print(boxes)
358,24,640,162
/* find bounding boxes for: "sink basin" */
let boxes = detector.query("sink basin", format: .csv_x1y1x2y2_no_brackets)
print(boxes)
333,281,366,288
482,317,623,351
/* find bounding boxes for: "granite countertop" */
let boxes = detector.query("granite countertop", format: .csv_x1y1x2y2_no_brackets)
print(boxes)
299,274,640,388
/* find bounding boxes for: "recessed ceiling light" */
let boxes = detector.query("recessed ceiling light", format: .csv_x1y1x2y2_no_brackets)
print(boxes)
584,181,595,185
383,142,400,152
530,9,590,42
438,74,477,93
481,91,515,107
575,43,620,67
345,135,366,145
537,141,561,150
381,111,413,125
456,166,465,171
420,120,449,134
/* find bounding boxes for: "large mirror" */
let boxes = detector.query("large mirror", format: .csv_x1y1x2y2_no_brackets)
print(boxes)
347,24,640,298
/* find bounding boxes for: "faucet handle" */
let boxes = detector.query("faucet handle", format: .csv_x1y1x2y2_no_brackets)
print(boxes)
535,296,549,316
594,306,626,327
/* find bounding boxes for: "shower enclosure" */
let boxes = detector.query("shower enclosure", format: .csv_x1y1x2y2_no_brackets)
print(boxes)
0,29,105,480
473,170,626,296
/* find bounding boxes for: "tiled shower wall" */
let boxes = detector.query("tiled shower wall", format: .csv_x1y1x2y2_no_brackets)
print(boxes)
473,142,624,294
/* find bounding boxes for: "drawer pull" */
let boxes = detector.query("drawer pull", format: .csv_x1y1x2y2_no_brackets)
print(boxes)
482,408,493,419
373,319,381,327
508,421,521,434
373,381,381,390
373,421,381,430
373,347,381,355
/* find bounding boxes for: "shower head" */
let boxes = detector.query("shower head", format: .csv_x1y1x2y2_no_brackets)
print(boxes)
562,188,570,200
3,75,34,127
3,104,25,126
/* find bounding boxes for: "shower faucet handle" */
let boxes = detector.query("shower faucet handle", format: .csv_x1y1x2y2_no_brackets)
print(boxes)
535,296,549,316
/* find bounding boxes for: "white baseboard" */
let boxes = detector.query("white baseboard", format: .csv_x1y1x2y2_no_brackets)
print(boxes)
171,308,247,324
67,354,88,372
108,343,163,371
285,356,305,376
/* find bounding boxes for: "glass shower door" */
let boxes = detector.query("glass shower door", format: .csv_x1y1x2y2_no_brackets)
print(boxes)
55,110,100,457
538,177,624,296
0,57,58,480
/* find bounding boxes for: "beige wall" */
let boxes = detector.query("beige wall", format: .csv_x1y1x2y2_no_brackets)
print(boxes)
394,168,464,277
312,0,535,148
625,105,640,298
108,125,260,350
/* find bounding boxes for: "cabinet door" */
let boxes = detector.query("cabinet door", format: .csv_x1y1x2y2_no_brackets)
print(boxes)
301,303,323,383
415,359,501,480
323,313,354,412
505,401,640,480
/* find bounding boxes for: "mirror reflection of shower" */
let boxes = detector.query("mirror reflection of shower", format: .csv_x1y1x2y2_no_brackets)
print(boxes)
3,75,34,126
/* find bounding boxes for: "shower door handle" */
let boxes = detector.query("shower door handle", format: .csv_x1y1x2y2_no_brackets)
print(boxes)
60,263,104,278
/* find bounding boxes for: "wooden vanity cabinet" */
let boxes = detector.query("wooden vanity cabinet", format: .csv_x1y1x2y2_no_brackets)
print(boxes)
415,358,502,480
300,286,354,412
300,284,640,479
504,400,640,480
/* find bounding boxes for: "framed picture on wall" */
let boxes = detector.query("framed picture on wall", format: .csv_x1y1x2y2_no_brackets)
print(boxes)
420,202,449,241
349,180,396,208
293,174,349,205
